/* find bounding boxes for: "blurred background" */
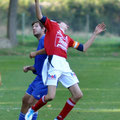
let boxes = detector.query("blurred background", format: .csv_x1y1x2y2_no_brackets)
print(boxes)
0,0,120,47
0,0,120,120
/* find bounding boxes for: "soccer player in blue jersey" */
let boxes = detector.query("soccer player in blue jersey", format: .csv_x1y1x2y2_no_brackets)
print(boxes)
18,21,48,120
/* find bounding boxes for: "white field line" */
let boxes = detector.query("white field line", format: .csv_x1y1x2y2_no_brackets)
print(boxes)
0,88,120,113
0,87,120,91
0,101,120,113
0,107,120,113
0,101,120,105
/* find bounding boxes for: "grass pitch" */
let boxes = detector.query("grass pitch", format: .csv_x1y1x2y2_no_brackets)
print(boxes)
0,34,120,120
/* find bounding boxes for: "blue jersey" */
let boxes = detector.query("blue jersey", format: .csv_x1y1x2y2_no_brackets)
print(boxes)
26,35,48,100
33,35,47,77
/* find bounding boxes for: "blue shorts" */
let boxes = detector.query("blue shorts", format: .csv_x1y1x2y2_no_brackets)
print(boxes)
26,75,48,100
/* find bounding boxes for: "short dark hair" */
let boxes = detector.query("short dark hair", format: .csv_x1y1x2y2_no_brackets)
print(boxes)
32,20,44,28
32,20,46,33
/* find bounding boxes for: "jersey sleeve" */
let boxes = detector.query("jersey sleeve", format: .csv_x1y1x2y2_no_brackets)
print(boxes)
41,35,45,48
68,36,83,51
40,16,52,31
68,36,77,47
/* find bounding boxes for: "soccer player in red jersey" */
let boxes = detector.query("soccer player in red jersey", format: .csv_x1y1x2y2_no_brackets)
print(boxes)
25,0,106,120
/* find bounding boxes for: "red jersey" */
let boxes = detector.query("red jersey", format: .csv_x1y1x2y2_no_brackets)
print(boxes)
43,17,75,58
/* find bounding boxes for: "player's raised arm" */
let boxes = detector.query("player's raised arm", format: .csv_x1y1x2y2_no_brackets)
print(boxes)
83,22,106,52
35,0,43,20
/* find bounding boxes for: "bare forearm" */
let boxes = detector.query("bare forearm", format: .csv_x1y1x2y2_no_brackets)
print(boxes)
83,22,106,52
83,33,97,52
30,48,46,58
28,66,36,71
35,0,43,20
36,48,46,55
23,66,36,73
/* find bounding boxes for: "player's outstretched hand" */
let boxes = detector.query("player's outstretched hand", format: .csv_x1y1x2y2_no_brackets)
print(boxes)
94,22,106,35
29,52,37,59
23,66,29,73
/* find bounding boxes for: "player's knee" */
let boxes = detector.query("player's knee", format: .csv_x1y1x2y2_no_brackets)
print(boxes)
22,96,29,105
27,99,34,107
78,92,83,99
46,94,55,101
74,91,83,101
48,96,55,101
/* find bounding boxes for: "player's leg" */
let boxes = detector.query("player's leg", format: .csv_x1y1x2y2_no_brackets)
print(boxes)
26,77,48,120
19,93,38,120
31,69,61,112
55,84,83,120
21,93,32,114
19,79,35,120
69,83,83,103
55,72,83,120
27,96,38,120
25,70,61,120
19,76,47,120
25,85,56,120
31,85,56,111
25,87,48,120
19,93,31,120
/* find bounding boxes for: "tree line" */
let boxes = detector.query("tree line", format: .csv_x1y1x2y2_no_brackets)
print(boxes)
0,0,120,46
18,0,120,35
1,0,120,35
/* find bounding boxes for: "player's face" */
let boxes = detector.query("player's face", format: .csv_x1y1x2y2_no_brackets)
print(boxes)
32,23,42,35
59,22,69,33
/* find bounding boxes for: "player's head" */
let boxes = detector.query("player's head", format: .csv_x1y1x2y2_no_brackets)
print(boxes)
58,21,69,33
32,21,45,37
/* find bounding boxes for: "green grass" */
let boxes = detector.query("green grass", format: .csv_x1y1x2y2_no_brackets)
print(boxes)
0,34,120,120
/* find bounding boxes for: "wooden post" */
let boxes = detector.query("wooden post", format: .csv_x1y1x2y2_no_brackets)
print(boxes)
0,72,1,86
22,13,25,43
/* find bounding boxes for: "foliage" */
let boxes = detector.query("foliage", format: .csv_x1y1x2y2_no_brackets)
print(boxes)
0,0,120,35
